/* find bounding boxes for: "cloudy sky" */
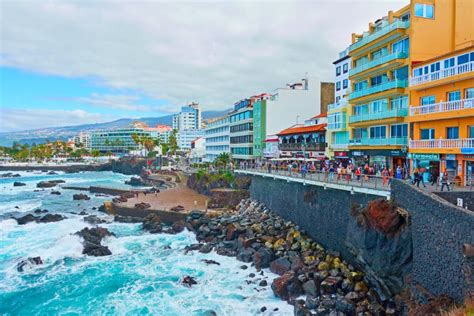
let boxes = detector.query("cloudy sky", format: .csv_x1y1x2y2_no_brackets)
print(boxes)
0,0,407,132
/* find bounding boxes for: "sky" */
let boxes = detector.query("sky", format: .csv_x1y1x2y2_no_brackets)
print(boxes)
0,0,407,132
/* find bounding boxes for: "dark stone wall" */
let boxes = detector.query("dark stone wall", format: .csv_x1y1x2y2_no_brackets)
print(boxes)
249,176,412,297
433,191,474,211
391,180,474,303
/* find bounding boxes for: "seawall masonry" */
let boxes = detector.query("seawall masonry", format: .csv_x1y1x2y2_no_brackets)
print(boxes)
249,175,473,304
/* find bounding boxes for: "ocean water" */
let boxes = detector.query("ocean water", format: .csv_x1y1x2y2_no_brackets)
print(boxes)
0,171,292,315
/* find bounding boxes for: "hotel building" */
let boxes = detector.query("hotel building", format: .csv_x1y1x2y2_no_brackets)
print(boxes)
204,115,230,162
229,98,255,161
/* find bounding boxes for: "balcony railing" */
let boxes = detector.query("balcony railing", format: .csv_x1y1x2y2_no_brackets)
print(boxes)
349,51,408,76
409,138,474,149
350,20,410,52
410,98,474,116
328,101,349,112
327,122,347,130
350,79,408,100
331,143,349,149
279,142,325,151
349,107,408,123
350,137,408,146
410,61,474,86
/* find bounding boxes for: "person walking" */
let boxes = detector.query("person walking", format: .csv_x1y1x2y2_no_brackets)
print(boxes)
355,167,361,181
382,168,390,186
396,165,402,180
419,166,427,188
430,169,438,186
329,164,335,181
413,168,420,187
441,171,451,191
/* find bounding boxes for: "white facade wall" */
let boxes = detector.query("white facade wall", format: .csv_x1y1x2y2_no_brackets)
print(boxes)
204,116,230,162
266,77,323,137
334,49,351,103
190,137,206,163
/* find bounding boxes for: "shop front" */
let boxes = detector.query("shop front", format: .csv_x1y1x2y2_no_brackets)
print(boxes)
350,149,407,173
464,155,474,186
408,153,441,183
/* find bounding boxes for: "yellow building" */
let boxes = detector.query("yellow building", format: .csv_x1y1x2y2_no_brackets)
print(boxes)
408,45,474,186
347,0,474,175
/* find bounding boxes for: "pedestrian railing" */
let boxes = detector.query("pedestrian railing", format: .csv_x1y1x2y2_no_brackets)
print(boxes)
235,167,393,197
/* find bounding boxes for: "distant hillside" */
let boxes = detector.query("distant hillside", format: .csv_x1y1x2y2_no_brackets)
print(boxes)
0,109,231,146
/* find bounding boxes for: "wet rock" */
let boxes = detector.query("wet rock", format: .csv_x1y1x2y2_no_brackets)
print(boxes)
47,171,58,175
13,181,26,187
98,205,107,213
125,177,146,186
181,275,197,287
335,298,355,314
142,214,162,233
1,172,21,178
114,215,143,223
271,271,303,301
171,220,185,233
16,214,39,225
199,243,213,254
36,180,65,188
320,276,341,294
82,242,112,256
135,202,151,209
17,256,43,272
302,279,319,296
253,246,274,271
50,191,61,195
170,205,185,212
259,280,268,287
237,248,255,263
79,211,88,216
240,265,248,270
83,215,106,225
75,227,115,256
38,214,65,223
34,209,48,214
201,259,220,265
270,257,291,275
260,306,267,312
73,193,90,201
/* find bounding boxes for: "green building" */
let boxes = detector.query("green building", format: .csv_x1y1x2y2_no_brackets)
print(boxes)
252,99,267,158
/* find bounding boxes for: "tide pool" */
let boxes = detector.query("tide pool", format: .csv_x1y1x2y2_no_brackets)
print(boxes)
0,171,292,315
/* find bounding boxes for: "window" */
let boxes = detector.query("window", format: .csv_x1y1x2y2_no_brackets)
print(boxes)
391,124,408,138
392,66,408,80
421,129,435,139
336,96,341,103
336,66,341,76
343,63,348,73
353,128,366,140
372,47,388,60
354,80,367,92
370,74,388,86
430,62,440,73
447,127,459,139
444,58,454,69
415,3,434,18
370,99,387,113
342,79,348,89
469,126,474,138
355,56,368,67
391,96,408,109
353,105,368,116
466,88,474,99
369,126,386,139
401,12,410,22
392,38,409,53
413,68,423,77
447,91,461,101
336,81,341,91
420,95,435,105
458,54,469,65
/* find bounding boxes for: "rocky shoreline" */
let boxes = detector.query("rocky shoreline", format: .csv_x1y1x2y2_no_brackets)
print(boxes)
182,199,399,315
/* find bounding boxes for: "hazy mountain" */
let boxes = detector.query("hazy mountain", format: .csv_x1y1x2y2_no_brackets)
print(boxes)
0,109,231,146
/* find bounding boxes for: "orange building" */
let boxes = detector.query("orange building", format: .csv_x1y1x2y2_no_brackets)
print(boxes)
408,44,474,186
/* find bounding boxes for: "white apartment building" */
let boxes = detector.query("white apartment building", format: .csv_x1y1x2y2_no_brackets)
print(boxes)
178,129,205,150
190,137,206,163
172,102,202,131
74,132,91,150
204,115,230,162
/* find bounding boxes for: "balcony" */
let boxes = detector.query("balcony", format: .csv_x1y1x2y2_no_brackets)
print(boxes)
410,98,474,116
409,138,474,150
410,61,474,86
279,142,325,151
349,107,408,124
350,20,410,52
349,51,408,76
350,79,408,100
328,101,349,113
327,122,347,131
331,143,349,150
350,137,408,146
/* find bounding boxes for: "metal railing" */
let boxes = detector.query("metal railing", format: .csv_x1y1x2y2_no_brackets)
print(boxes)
409,138,474,149
278,143,325,151
350,137,408,146
410,61,474,86
350,79,408,100
350,20,410,52
349,51,408,76
327,122,348,130
409,98,474,116
236,166,391,192
328,100,349,112
349,107,408,123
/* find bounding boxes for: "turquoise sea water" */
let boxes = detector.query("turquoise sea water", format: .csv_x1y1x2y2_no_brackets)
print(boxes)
0,171,291,315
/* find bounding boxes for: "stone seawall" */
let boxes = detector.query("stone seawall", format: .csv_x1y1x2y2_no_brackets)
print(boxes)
108,203,187,224
249,176,412,298
391,180,474,303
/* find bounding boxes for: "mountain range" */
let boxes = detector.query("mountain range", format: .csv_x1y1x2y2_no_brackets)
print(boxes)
0,109,231,146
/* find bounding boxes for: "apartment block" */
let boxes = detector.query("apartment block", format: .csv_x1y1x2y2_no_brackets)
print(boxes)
204,115,230,162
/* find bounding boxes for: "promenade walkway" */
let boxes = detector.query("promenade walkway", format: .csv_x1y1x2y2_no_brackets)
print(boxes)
235,168,392,198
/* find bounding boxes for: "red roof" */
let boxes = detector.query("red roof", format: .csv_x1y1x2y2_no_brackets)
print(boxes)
277,123,327,136
311,112,327,119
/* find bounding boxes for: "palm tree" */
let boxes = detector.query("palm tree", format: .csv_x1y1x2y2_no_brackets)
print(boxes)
215,152,231,171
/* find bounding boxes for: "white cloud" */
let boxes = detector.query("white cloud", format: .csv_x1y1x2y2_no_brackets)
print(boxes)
0,0,408,112
0,108,118,132
74,93,151,111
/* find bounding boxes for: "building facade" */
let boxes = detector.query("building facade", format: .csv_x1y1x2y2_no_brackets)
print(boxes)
172,102,202,131
90,128,156,154
408,46,474,185
204,115,230,162
252,78,334,159
74,132,91,150
190,137,206,163
178,129,205,150
277,114,327,160
327,48,351,159
230,98,254,160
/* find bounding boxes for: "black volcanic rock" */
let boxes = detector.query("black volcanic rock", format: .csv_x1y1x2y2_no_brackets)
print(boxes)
17,256,43,272
13,181,26,187
16,214,38,225
75,227,115,256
